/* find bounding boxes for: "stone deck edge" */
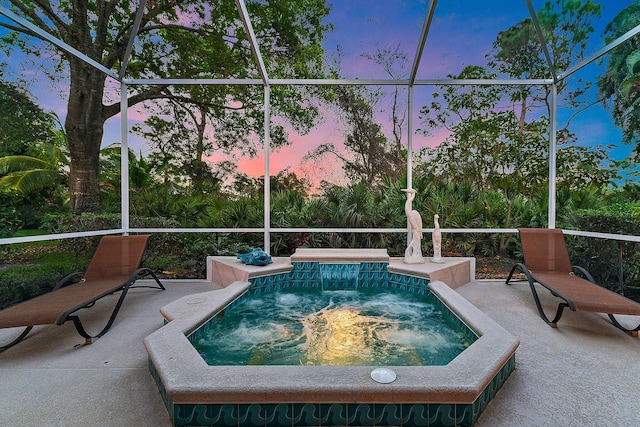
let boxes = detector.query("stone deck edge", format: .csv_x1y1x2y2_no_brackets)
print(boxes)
143,278,519,406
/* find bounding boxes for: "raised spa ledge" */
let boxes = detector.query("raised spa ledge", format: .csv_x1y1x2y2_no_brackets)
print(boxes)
207,250,474,289
388,256,476,289
144,276,520,426
206,256,292,287
291,248,390,263
159,280,250,326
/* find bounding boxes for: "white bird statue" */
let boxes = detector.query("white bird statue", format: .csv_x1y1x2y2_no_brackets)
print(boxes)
402,189,422,238
432,214,444,263
401,188,424,264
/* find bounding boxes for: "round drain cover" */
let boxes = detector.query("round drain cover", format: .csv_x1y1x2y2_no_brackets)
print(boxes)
370,368,396,384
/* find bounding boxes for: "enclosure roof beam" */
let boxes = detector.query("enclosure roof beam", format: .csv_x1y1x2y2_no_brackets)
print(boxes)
527,0,558,84
273,78,552,86
413,78,552,86
0,5,118,80
124,77,552,86
235,0,269,85
559,23,640,81
409,0,437,85
122,78,264,85
118,0,147,80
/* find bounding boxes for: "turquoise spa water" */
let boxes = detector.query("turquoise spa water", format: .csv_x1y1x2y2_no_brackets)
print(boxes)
193,287,473,366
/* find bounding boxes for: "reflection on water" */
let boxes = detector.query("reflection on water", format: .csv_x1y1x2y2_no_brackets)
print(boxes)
193,288,473,366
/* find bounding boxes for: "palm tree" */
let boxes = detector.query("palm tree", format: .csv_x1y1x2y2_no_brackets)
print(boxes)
0,142,68,194
0,113,68,195
620,50,640,103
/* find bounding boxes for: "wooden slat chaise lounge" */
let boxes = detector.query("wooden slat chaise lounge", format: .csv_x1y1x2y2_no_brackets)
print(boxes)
506,228,640,336
0,234,165,351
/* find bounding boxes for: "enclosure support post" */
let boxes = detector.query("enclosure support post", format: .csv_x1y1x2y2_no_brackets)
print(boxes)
618,241,625,295
548,83,557,229
264,85,271,254
407,85,414,248
120,82,130,234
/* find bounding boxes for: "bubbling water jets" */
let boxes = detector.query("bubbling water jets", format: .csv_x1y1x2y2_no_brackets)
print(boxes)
299,307,381,365
297,295,408,366
194,287,472,366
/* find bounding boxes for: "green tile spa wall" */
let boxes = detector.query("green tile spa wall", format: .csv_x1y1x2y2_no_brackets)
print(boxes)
149,352,516,427
155,262,509,427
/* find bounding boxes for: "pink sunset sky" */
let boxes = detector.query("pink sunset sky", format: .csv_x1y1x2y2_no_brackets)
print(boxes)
129,0,633,189
2,0,635,190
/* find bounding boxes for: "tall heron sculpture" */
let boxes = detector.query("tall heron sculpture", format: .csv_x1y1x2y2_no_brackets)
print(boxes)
401,188,424,264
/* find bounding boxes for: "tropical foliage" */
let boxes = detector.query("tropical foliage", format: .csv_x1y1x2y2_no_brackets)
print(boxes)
2,0,640,306
598,0,640,159
0,0,333,213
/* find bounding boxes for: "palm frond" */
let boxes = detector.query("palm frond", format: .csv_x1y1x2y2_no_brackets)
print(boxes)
0,156,54,175
40,144,69,166
0,169,60,194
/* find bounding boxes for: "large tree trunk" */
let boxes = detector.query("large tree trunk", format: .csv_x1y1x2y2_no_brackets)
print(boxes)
518,92,527,133
65,57,108,213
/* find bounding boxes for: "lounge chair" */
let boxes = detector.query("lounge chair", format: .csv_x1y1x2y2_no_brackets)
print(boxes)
506,228,640,336
0,234,164,350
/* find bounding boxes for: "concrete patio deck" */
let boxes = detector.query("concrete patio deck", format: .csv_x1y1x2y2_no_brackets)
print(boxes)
1,278,639,426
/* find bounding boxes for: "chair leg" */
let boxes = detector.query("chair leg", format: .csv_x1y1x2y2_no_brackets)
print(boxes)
608,314,640,337
68,275,164,344
130,268,165,290
506,263,572,328
0,326,33,352
505,264,524,285
550,303,570,327
68,285,131,344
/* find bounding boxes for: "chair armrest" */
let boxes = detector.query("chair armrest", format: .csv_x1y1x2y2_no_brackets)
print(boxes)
572,265,596,284
53,272,84,291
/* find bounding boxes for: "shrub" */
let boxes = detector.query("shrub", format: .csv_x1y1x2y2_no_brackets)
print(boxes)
0,249,84,310
0,192,20,238
0,214,188,307
565,203,640,302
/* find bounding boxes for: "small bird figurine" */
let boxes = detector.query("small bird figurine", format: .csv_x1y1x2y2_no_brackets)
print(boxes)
432,214,444,263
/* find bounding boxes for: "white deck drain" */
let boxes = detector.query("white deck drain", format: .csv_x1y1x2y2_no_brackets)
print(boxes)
370,368,396,384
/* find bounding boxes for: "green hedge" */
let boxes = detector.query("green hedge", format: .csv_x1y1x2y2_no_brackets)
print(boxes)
0,214,184,309
0,192,20,238
565,203,640,302
45,213,184,265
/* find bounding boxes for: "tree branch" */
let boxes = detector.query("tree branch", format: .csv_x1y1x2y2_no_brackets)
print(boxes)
101,84,170,119
11,0,61,35
560,96,606,132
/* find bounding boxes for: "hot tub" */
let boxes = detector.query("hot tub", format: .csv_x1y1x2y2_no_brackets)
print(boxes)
144,249,519,426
